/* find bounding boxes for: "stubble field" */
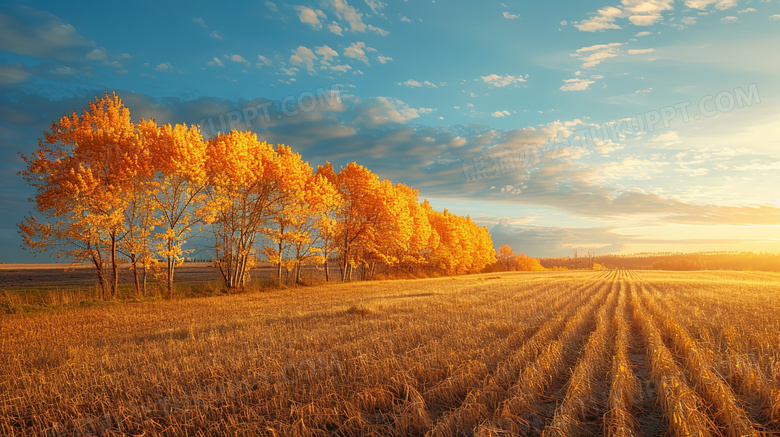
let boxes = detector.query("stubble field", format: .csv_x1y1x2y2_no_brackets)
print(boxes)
1,270,779,436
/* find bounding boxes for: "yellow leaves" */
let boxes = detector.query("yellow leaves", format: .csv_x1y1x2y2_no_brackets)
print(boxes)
206,130,274,191
22,91,500,289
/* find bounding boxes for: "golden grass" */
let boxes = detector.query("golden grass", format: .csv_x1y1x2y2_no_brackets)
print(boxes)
1,270,780,436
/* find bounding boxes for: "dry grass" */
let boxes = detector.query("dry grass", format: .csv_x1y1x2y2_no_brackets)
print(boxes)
1,270,780,436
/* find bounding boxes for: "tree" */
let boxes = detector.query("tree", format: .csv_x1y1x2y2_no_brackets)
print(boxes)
318,162,401,281
426,208,496,275
142,121,207,297
511,253,546,271
498,244,517,270
391,185,434,276
19,92,141,299
262,145,317,285
287,172,341,284
204,130,278,290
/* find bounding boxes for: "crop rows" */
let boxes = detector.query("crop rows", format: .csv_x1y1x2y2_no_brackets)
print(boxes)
1,270,779,435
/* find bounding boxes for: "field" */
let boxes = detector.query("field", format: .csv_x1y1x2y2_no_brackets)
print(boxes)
1,270,779,436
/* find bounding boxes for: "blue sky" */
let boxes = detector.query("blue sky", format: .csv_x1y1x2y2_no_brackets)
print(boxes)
2,0,780,262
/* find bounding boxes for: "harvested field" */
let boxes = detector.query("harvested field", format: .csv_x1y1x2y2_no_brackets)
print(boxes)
1,270,779,436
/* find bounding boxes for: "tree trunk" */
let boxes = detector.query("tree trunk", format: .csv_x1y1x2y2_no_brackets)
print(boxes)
142,258,148,297
167,237,174,298
91,253,108,300
110,232,118,299
131,254,141,297
324,257,330,282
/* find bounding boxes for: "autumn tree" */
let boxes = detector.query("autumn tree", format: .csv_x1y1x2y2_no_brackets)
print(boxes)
286,172,341,284
497,244,516,270
19,92,141,299
426,208,496,275
262,145,320,285
142,121,207,296
390,185,434,276
318,162,407,281
203,132,317,290
117,123,156,296
511,253,546,271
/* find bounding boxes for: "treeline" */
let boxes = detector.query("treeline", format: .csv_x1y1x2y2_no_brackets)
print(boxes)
540,252,780,272
485,244,561,272
19,92,496,299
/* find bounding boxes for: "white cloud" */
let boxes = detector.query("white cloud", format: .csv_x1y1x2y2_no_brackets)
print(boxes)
628,48,655,54
401,16,412,23
257,55,273,67
209,31,224,40
86,48,106,60
681,16,697,25
265,1,279,12
577,1,673,31
330,64,351,72
737,8,757,13
575,42,623,68
365,0,386,14
344,41,374,64
629,15,660,26
492,110,511,118
192,17,207,28
330,0,367,32
685,0,736,10
721,16,739,23
771,15,780,21
230,54,249,65
328,22,344,35
399,79,422,87
635,31,652,36
714,0,737,11
651,131,681,145
360,96,422,124
685,0,716,10
367,24,389,36
560,78,595,91
289,46,318,73
208,57,224,67
623,0,674,26
577,6,623,31
480,73,527,87
294,5,326,29
377,55,392,64
315,45,339,64
503,12,520,20
155,62,174,72
280,67,299,76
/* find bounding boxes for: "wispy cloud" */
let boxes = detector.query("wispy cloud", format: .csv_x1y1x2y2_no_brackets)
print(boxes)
480,74,527,87
576,1,673,31
574,42,623,68
560,78,595,91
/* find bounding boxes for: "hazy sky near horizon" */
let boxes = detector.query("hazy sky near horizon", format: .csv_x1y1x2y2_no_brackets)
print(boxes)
1,0,780,262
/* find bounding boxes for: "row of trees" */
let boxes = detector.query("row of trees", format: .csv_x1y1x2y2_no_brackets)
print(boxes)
19,92,497,298
493,245,549,271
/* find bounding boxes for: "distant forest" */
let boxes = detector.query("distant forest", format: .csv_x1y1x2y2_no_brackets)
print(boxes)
539,252,780,272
